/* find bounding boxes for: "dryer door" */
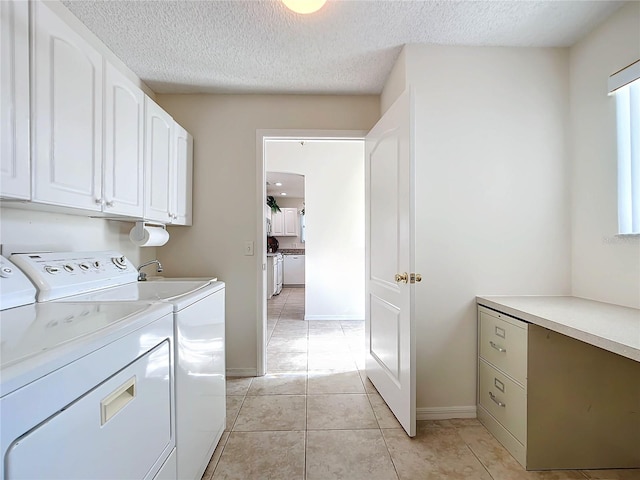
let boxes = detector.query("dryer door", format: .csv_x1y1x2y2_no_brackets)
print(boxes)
5,341,172,480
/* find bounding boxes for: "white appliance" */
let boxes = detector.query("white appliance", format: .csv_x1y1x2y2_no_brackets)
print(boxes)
275,253,283,294
10,251,226,480
0,255,176,480
267,253,283,297
283,254,305,286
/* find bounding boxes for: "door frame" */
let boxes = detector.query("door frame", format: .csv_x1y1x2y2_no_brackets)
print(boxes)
255,129,368,376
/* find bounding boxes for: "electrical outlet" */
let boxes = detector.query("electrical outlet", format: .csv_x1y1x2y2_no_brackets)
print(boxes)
244,241,254,256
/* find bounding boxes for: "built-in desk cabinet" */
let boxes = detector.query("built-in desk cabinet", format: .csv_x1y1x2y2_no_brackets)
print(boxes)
0,0,30,200
477,304,640,470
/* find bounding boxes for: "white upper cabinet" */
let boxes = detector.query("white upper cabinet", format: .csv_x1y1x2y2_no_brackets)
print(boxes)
31,0,103,211
283,208,299,236
271,210,285,236
103,62,144,217
1,0,31,200
144,96,174,223
4,1,193,224
172,124,193,226
271,208,299,237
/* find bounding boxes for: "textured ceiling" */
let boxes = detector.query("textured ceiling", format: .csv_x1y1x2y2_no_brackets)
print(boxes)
62,0,624,95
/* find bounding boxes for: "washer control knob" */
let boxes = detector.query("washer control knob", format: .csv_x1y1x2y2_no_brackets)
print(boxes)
45,266,60,275
79,263,90,271
93,261,101,269
63,264,74,272
112,256,128,270
0,266,14,278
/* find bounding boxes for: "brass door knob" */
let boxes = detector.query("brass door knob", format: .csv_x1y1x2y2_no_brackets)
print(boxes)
411,273,422,283
394,272,409,284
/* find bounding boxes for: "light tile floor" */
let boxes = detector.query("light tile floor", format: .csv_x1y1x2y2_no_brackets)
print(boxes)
202,288,640,480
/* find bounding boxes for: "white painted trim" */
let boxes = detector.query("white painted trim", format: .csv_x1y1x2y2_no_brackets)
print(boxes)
256,129,368,378
416,406,477,421
226,368,257,378
305,315,365,321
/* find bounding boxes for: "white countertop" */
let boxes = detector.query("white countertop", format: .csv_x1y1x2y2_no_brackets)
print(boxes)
476,296,640,362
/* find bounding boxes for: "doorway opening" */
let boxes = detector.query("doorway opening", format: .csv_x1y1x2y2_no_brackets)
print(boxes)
256,131,367,376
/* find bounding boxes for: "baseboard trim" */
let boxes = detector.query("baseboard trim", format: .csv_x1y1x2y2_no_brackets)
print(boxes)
304,315,365,321
226,368,257,377
416,405,477,420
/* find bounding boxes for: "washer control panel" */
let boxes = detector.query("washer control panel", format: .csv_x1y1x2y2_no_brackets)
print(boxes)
9,251,138,302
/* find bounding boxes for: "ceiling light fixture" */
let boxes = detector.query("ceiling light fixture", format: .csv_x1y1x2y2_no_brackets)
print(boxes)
275,182,283,186
282,0,327,15
281,192,288,196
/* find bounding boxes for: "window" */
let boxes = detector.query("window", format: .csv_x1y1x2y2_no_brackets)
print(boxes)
609,60,640,235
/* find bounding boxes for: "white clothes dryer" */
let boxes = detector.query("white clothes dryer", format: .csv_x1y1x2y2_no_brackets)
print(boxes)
0,256,176,480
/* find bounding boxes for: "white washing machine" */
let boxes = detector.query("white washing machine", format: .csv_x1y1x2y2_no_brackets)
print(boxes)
11,251,226,480
0,255,176,480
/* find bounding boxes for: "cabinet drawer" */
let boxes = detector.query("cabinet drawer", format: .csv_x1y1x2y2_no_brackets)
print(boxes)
479,359,526,444
479,307,527,384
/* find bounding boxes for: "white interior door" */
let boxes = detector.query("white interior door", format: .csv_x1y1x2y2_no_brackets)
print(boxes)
365,89,416,437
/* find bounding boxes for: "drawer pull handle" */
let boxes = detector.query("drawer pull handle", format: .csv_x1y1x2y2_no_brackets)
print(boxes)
489,391,506,408
100,377,136,425
489,341,506,353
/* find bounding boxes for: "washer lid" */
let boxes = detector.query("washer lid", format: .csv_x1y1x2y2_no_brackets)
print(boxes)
61,280,224,311
0,301,172,396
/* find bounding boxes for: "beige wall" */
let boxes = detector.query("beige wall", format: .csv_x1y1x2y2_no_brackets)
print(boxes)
155,94,379,375
402,45,572,412
569,2,640,309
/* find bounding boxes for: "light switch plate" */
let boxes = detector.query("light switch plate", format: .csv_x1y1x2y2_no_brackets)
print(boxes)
244,241,254,256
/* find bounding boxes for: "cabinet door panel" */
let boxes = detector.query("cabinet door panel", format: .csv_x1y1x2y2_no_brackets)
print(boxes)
271,211,284,236
144,97,173,223
0,0,30,200
283,208,299,236
104,63,144,217
172,124,193,225
32,1,102,210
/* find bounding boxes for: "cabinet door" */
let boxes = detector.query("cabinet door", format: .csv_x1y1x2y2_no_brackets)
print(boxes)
31,1,103,211
0,0,30,200
283,208,299,236
103,62,144,217
144,96,173,223
171,124,193,225
271,211,284,236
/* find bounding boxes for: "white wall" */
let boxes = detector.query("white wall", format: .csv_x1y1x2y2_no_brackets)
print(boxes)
569,2,640,309
155,94,379,375
266,140,365,320
400,45,572,411
0,207,153,265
